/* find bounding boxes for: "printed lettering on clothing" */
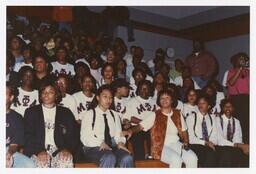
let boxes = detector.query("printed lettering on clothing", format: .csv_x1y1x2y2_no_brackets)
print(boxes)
15,96,37,108
136,102,156,115
137,104,146,115
45,122,55,130
53,69,72,77
77,101,91,114
145,103,152,111
116,102,122,112
115,102,126,114
22,95,30,106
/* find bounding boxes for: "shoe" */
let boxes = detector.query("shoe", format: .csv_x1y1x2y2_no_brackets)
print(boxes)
145,154,153,160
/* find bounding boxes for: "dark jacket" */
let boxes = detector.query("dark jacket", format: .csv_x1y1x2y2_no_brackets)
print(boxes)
23,104,79,157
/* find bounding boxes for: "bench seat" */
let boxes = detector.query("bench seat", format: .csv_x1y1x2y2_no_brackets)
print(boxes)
74,160,169,168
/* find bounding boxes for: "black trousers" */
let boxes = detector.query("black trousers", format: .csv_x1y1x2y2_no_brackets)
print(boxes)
230,94,249,143
130,130,151,160
216,146,249,168
189,144,218,167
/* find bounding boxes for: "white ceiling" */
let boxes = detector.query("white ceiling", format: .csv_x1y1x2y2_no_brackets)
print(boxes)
129,6,218,19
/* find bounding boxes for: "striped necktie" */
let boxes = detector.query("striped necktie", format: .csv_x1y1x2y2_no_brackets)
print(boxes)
202,117,209,141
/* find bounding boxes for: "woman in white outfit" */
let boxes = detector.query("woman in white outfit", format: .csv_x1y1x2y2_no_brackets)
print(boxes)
151,89,198,168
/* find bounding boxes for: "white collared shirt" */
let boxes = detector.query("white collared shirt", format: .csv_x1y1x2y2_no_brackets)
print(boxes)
162,110,187,146
123,96,156,131
80,106,126,147
186,111,218,145
216,114,243,146
72,91,95,120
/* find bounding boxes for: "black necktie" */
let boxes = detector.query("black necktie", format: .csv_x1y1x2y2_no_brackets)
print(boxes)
103,113,112,147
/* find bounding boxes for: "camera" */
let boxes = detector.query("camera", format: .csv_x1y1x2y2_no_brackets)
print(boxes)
241,61,249,68
240,61,249,68
239,56,249,68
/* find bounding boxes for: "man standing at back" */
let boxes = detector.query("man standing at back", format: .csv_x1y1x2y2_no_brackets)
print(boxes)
185,40,218,88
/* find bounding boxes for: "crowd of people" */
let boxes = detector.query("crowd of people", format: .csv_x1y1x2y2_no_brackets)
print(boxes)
6,13,250,168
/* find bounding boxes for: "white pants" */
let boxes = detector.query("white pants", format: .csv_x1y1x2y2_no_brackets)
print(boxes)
161,142,198,168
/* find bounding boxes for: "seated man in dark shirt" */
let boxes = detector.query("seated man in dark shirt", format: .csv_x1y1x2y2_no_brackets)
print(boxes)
6,82,35,168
